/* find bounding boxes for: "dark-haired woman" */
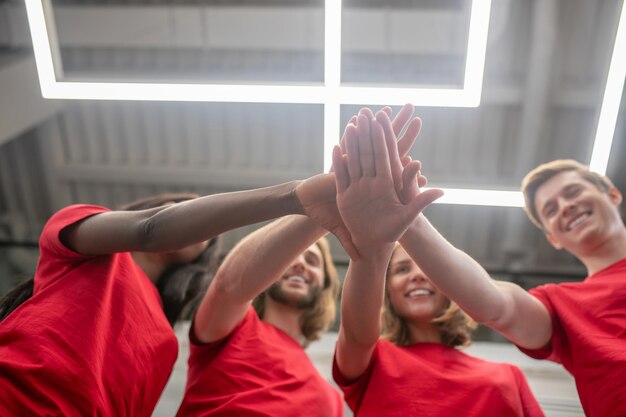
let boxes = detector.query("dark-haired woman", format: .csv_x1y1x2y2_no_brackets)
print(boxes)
331,110,544,417
0,176,347,417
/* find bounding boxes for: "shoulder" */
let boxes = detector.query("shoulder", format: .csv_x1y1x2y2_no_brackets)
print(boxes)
39,204,110,256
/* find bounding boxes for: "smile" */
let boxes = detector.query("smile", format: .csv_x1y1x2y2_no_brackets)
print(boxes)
566,212,590,231
406,289,432,297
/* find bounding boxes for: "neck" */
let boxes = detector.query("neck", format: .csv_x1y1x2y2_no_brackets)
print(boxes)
405,320,443,345
262,297,305,345
576,228,626,276
131,252,166,283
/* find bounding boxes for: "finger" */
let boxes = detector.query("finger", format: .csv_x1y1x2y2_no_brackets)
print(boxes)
358,107,375,120
371,119,392,181
377,111,403,194
391,103,415,137
332,145,350,193
333,226,361,261
412,159,427,188
400,160,421,204
406,188,444,216
344,124,362,180
397,117,422,158
380,106,392,118
417,173,428,189
356,114,375,177
339,119,357,153
400,155,412,168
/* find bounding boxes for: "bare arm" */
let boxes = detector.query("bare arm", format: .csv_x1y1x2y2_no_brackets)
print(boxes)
194,215,326,344
399,214,552,349
62,181,304,256
334,113,442,379
61,171,361,259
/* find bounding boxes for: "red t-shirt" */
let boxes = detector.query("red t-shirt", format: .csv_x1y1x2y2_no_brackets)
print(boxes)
334,339,544,417
177,307,344,417
0,205,178,417
519,257,626,417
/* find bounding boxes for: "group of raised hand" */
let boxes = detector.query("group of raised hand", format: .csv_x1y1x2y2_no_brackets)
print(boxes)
332,107,443,258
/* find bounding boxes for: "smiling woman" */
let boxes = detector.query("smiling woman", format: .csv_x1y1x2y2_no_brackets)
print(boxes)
382,246,474,348
331,109,545,417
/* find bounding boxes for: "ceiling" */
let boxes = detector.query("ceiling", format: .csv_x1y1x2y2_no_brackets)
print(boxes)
0,0,625,295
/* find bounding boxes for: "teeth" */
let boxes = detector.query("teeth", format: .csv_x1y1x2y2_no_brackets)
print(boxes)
567,213,589,231
286,276,306,284
408,289,430,297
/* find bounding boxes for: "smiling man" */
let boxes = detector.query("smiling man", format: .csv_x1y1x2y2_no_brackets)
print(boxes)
397,159,626,417
175,212,344,417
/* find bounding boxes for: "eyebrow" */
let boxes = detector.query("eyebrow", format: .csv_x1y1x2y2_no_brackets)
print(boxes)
305,249,322,262
391,259,412,268
540,184,583,216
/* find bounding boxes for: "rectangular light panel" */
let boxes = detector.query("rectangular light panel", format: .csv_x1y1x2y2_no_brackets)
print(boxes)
24,0,624,207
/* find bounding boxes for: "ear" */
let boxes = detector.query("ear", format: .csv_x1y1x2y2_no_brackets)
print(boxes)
608,186,623,206
546,233,563,250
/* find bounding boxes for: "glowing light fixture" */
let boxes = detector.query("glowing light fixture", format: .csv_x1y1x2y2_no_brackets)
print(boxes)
35,0,626,209
25,0,492,180
589,0,626,175
432,188,524,208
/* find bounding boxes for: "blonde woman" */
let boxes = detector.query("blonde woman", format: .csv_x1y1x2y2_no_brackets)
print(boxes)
331,110,544,416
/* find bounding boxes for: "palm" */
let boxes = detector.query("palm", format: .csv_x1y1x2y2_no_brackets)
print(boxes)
333,115,442,255
337,177,414,247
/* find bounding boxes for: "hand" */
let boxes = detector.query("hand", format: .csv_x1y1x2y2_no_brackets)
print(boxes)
333,114,442,256
332,104,420,172
340,105,423,201
295,173,359,259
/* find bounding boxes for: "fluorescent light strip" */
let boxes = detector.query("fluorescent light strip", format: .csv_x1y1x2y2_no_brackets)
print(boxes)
25,0,525,207
24,0,491,107
589,0,626,175
433,188,524,208
323,0,342,172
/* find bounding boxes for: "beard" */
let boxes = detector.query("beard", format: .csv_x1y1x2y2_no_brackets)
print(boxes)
267,280,323,309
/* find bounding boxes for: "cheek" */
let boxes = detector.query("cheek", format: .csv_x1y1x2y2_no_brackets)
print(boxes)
387,282,405,306
313,269,325,288
173,241,208,263
434,295,450,315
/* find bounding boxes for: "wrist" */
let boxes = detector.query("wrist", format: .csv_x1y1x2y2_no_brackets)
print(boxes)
352,241,395,261
283,180,305,215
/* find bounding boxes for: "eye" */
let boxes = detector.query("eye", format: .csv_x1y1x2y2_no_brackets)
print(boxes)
305,254,321,267
394,265,410,274
565,186,582,199
542,203,557,219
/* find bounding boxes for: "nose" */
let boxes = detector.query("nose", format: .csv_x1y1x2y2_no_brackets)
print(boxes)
558,198,577,218
410,272,427,283
290,254,306,272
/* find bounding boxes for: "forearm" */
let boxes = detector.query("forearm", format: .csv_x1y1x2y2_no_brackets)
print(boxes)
194,215,326,343
399,214,508,324
340,249,392,346
142,181,303,251
336,247,392,380
215,215,325,303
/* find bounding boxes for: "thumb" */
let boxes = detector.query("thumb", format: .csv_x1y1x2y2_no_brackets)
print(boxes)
332,225,361,261
406,188,444,215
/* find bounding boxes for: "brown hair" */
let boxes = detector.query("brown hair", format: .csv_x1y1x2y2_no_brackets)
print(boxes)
121,193,221,327
253,236,340,347
381,246,476,348
521,159,614,229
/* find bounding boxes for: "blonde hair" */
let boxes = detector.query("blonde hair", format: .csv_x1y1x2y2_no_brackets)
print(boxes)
253,237,340,347
381,246,476,348
521,159,614,229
